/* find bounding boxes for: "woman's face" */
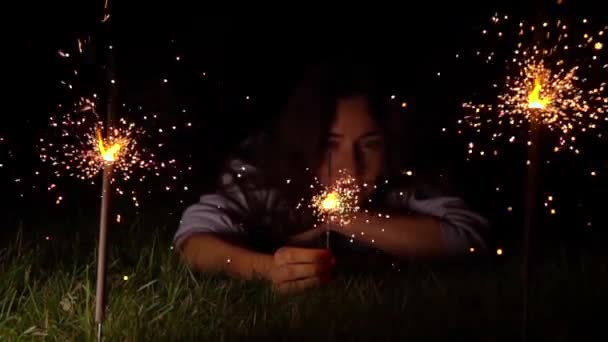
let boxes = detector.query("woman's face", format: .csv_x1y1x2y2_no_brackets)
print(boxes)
317,95,386,198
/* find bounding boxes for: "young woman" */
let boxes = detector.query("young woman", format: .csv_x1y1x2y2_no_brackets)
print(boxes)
174,61,489,294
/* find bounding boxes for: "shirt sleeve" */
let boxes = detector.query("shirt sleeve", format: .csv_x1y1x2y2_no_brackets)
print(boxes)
386,184,490,255
173,193,248,251
173,159,277,251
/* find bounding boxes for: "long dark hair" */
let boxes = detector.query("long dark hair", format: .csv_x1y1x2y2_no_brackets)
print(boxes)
221,60,409,243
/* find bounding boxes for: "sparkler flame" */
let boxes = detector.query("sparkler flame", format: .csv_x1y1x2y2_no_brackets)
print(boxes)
96,127,125,162
39,95,188,207
311,170,361,226
38,37,193,207
321,192,339,210
528,79,551,109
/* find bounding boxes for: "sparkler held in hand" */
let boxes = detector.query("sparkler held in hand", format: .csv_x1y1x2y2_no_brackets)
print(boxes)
311,168,361,249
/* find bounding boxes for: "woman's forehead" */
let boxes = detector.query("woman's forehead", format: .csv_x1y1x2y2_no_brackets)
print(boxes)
329,97,381,138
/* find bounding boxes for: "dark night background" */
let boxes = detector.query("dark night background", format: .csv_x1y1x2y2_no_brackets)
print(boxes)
1,0,607,259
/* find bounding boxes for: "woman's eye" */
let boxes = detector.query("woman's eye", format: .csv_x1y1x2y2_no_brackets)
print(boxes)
362,139,384,150
327,140,340,151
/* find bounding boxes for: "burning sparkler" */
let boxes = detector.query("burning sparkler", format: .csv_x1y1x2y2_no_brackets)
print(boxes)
461,15,607,156
527,78,551,109
459,14,607,342
42,13,191,339
311,170,361,228
39,95,185,207
96,126,126,162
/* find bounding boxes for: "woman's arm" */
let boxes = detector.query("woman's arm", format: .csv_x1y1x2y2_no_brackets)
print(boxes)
174,159,336,293
179,233,335,294
332,213,448,259
179,233,273,280
329,187,489,260
174,159,276,279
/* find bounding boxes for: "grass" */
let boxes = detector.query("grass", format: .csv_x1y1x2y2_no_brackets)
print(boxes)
0,217,607,341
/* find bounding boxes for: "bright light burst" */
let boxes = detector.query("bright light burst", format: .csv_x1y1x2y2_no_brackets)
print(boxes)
39,97,181,206
310,170,361,226
40,98,141,180
461,15,607,155
41,98,136,179
38,39,191,207
96,126,126,162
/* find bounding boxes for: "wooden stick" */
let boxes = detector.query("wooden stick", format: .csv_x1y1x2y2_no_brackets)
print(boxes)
95,164,112,341
95,7,116,338
326,151,332,249
521,119,542,342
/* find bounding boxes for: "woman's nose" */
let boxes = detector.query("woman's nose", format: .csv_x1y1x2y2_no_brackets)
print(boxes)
329,149,361,180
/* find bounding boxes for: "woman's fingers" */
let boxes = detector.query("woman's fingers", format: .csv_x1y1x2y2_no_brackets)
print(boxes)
269,246,336,294
274,247,332,266
275,276,325,294
285,228,323,246
270,263,323,283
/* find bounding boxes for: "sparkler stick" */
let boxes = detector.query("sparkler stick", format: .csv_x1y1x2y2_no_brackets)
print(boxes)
521,13,548,341
326,151,332,249
521,115,541,342
42,3,187,337
96,2,114,340
459,11,606,341
95,163,112,341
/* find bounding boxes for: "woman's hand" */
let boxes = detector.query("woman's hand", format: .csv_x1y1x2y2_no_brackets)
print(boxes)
266,247,336,294
285,226,326,247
